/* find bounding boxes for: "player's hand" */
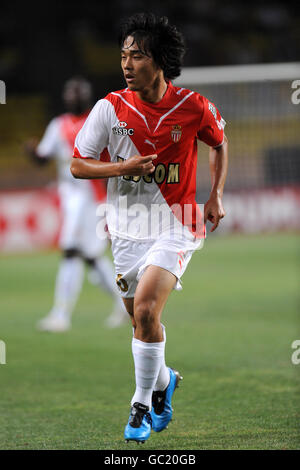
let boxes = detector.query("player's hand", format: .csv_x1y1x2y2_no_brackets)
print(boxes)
204,193,226,232
23,138,49,165
24,138,39,157
122,154,157,176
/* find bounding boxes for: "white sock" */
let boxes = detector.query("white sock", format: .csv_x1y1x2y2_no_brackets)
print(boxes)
154,324,170,392
131,337,165,409
52,257,84,320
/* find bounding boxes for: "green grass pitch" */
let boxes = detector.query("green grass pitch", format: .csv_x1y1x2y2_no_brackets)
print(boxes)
0,233,299,450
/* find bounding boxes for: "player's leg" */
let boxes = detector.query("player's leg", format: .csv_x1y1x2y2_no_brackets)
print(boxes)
132,246,196,433
130,265,175,406
37,189,86,332
81,200,128,327
124,265,176,442
133,265,176,341
85,255,128,327
122,297,135,325
37,248,84,332
110,237,174,441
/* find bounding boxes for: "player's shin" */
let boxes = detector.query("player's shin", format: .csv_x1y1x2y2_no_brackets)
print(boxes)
36,254,85,332
153,324,170,392
53,256,85,320
89,256,128,326
131,336,165,409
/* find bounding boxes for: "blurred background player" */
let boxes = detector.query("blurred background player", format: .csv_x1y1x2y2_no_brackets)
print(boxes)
24,77,127,331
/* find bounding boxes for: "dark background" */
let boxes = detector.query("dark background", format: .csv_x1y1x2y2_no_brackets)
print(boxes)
1,0,300,114
0,0,299,192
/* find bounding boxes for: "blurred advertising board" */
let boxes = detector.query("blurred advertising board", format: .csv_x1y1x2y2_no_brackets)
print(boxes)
0,186,299,253
0,188,61,253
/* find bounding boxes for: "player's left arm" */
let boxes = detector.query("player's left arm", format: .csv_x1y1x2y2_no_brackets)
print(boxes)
197,95,228,232
204,135,228,232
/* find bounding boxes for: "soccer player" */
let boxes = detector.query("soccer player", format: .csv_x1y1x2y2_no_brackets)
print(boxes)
71,14,228,443
25,77,128,332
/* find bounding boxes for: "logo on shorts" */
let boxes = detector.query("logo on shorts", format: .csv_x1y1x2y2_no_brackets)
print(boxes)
171,125,182,143
178,251,185,270
112,121,134,136
116,274,129,292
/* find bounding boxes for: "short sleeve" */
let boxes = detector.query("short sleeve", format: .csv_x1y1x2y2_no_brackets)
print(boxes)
73,99,110,160
197,95,226,148
36,118,60,158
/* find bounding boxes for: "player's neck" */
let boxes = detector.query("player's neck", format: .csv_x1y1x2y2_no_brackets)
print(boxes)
136,76,168,104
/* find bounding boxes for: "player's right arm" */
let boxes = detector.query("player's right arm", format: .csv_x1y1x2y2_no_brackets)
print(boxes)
70,98,156,179
24,118,59,165
24,137,50,165
71,153,157,179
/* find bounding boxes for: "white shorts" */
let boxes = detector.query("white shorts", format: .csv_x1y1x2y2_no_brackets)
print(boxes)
111,236,203,298
58,183,108,258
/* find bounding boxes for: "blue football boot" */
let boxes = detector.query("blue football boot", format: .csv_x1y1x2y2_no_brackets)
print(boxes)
124,402,152,443
150,367,182,432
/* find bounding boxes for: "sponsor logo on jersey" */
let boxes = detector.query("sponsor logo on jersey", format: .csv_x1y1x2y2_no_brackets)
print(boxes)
118,121,127,128
171,124,182,143
117,156,180,184
112,121,134,136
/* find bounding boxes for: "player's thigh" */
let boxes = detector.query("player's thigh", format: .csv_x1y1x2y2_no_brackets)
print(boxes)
80,200,108,258
134,265,177,320
59,194,84,250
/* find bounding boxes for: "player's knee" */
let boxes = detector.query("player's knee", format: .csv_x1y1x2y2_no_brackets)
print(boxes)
63,248,81,258
84,257,96,267
134,300,159,330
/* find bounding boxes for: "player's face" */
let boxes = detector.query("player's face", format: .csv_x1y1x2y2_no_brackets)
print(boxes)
121,36,161,92
63,82,91,115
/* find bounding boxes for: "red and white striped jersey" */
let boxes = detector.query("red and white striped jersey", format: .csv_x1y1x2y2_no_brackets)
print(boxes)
73,81,225,241
37,112,106,202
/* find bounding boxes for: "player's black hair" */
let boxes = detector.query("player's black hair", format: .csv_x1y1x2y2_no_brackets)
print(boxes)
118,12,186,80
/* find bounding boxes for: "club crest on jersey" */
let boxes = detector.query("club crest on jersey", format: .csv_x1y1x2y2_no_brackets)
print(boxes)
171,125,182,143
112,121,134,136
